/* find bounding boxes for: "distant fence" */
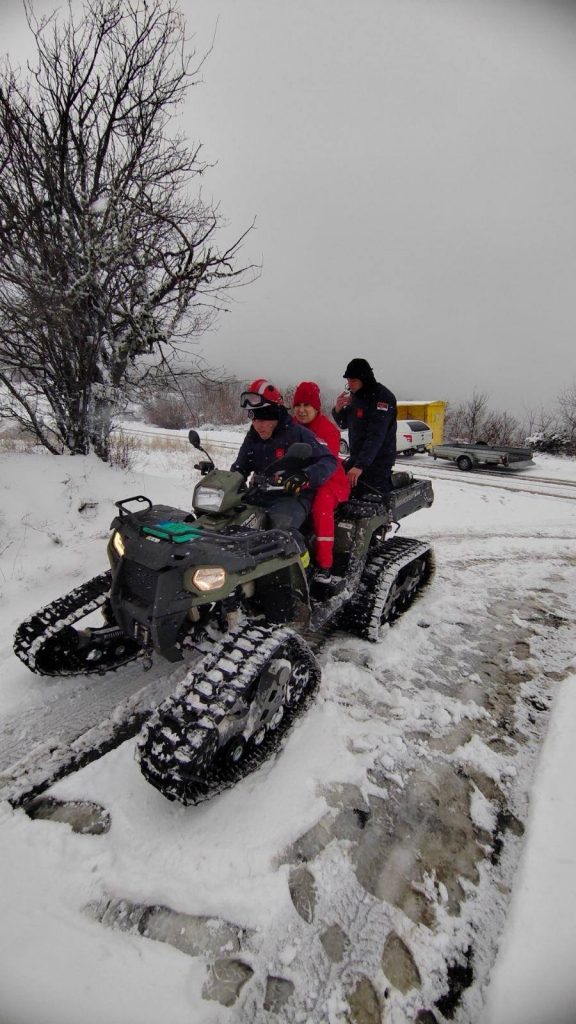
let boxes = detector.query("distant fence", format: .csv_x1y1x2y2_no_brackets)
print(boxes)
112,425,241,458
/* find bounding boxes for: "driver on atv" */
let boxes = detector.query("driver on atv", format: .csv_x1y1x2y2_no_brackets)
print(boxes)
230,379,338,539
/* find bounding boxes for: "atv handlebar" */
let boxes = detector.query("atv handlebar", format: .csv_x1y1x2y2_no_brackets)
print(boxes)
246,473,306,498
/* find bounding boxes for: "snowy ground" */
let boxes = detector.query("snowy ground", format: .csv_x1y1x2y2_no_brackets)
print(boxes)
0,436,575,1024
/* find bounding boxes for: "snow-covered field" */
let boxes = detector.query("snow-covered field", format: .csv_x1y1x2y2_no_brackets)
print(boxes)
0,435,575,1024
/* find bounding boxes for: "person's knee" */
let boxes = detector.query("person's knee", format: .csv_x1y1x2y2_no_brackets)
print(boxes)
268,499,308,532
268,511,294,531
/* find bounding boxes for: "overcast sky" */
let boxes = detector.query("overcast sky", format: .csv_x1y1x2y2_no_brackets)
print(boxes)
4,0,576,417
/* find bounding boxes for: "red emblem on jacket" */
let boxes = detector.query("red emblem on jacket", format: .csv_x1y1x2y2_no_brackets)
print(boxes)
356,408,364,418
275,448,285,458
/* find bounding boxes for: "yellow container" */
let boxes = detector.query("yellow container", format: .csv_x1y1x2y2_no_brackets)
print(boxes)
397,401,447,446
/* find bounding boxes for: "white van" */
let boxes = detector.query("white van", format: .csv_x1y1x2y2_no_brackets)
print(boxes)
338,419,433,458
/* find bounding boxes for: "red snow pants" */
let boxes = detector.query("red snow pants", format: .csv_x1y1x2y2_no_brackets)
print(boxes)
311,473,351,569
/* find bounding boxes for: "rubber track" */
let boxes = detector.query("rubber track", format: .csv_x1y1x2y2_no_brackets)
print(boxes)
13,571,141,676
341,536,433,641
137,622,321,804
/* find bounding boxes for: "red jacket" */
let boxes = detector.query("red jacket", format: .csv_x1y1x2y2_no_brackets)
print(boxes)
306,413,350,499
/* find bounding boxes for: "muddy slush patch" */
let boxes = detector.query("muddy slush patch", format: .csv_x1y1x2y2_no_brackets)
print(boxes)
85,894,254,959
262,579,575,1024
25,796,111,834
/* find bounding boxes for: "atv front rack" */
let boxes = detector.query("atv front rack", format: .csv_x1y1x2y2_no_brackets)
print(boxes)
115,495,153,520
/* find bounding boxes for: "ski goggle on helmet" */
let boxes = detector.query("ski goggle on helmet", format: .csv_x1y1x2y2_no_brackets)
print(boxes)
240,379,283,409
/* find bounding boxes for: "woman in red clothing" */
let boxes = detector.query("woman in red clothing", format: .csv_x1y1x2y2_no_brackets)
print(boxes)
292,381,351,575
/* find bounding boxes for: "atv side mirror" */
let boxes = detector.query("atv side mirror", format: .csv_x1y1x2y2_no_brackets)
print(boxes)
285,443,313,462
189,429,215,472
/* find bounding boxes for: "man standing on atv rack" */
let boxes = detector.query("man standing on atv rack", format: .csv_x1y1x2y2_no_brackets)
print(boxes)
231,379,338,537
332,358,397,498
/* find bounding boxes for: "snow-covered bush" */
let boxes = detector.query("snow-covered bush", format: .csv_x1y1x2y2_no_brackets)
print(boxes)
525,432,572,455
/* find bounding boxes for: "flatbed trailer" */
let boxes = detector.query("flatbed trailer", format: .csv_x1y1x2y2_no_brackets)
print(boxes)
429,442,534,472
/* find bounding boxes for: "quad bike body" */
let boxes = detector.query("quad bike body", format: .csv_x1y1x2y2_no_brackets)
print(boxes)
13,432,434,805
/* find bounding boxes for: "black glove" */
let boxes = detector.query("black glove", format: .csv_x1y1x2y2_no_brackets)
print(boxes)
283,472,308,496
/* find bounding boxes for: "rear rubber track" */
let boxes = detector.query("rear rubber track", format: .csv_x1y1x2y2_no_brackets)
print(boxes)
341,536,433,641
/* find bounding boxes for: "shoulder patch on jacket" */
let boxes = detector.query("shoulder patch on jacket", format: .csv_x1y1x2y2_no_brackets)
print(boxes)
376,401,389,411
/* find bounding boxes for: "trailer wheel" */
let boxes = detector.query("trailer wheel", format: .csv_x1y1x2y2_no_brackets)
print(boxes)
456,455,473,472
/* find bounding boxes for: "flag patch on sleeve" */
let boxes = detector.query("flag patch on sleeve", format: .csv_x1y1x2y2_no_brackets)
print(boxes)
376,402,389,411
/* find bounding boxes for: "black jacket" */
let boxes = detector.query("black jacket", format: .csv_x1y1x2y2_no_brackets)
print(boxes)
333,382,397,479
231,408,337,492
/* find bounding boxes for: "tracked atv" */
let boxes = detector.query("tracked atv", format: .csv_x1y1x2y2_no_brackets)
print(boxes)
13,432,434,806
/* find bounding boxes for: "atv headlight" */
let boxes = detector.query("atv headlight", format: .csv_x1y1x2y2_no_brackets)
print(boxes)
192,566,227,592
112,530,125,558
194,486,226,512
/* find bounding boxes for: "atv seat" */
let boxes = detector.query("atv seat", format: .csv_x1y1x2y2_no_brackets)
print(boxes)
391,471,414,489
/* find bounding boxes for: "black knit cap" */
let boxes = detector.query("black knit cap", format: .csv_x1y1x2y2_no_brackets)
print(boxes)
343,358,376,384
250,405,280,421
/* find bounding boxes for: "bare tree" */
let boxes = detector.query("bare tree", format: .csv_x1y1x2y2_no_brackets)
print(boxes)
519,391,576,455
558,381,576,449
142,371,248,428
444,390,489,442
521,404,560,439
0,0,254,458
444,390,523,446
478,410,521,446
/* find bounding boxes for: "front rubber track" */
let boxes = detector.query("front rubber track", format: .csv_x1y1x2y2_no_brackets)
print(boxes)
137,622,321,805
